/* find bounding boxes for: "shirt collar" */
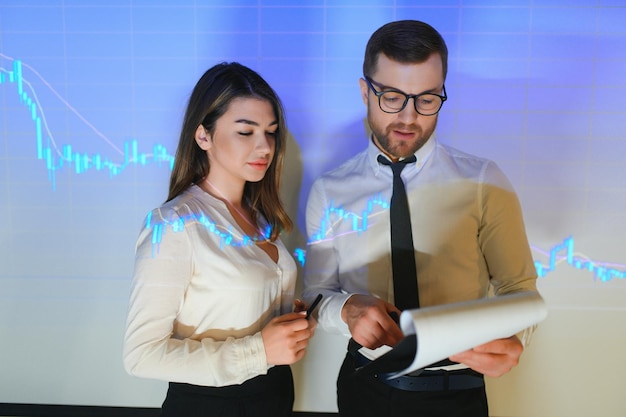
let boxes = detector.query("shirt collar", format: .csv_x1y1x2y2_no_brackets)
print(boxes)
368,132,437,175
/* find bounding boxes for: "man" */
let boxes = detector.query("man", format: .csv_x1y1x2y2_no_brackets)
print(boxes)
302,20,538,416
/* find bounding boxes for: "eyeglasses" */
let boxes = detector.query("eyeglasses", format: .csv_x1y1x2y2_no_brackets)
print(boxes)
363,76,447,116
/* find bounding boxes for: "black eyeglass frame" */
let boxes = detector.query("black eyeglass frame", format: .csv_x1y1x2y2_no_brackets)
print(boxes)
363,75,447,116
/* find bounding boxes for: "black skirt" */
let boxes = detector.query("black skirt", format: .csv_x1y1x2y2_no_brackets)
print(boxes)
160,365,294,417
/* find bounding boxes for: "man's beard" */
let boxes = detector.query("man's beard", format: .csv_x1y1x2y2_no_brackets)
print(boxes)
369,111,437,159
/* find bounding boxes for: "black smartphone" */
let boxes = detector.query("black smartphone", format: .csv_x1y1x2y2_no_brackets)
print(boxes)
305,294,323,320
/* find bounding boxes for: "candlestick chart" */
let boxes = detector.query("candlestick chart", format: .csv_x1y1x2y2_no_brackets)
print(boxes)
1,56,624,284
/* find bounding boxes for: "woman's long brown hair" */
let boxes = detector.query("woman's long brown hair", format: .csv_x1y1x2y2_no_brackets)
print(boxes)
167,62,291,240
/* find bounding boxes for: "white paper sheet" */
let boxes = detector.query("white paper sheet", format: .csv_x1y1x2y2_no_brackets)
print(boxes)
358,292,548,378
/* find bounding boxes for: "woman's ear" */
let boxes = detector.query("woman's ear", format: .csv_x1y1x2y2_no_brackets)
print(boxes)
195,124,211,150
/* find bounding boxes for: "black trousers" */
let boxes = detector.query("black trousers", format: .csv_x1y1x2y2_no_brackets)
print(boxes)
337,352,488,417
160,365,294,417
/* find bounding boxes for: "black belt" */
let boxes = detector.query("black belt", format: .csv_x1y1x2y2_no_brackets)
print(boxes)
376,370,485,392
349,340,484,392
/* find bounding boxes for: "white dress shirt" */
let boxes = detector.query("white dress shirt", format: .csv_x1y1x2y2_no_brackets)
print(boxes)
123,185,297,387
302,136,538,338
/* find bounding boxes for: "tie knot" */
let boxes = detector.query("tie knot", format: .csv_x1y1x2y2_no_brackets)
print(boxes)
377,154,416,176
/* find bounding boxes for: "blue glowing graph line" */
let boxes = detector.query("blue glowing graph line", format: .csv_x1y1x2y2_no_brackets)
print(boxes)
532,236,626,282
146,209,272,258
3,56,624,283
307,195,389,244
293,248,306,267
0,54,175,190
304,201,625,282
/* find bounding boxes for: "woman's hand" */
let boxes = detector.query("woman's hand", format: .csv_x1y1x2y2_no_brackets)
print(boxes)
294,298,319,337
261,312,313,365
293,299,307,313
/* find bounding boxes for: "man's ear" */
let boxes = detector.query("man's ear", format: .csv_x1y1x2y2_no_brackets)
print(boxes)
359,78,369,106
195,124,211,150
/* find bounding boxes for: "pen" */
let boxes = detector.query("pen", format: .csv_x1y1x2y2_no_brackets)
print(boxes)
305,294,323,319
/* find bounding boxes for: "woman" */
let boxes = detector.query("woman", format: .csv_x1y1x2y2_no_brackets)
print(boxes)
123,62,313,416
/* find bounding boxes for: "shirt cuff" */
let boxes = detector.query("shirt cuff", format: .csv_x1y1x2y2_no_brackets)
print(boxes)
241,332,269,376
320,293,352,337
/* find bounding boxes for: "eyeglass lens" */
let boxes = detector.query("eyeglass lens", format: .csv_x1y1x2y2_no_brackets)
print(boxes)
379,91,443,115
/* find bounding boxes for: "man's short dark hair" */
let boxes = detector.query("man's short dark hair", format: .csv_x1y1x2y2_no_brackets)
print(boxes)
363,20,448,80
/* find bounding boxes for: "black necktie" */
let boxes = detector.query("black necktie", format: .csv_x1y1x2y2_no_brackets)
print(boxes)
378,155,419,311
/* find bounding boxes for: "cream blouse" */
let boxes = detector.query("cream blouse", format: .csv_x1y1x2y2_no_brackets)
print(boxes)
123,185,297,387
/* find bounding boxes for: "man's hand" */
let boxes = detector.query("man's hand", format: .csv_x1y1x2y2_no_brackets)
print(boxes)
449,335,524,377
341,294,403,349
